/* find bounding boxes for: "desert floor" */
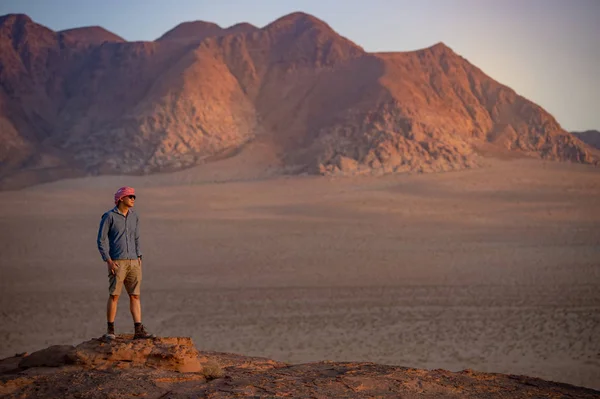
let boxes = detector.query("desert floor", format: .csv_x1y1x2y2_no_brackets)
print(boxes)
0,156,599,389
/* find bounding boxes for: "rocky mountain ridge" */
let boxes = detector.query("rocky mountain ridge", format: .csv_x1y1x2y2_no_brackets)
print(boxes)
0,12,598,189
58,26,125,45
157,20,259,42
1,336,598,398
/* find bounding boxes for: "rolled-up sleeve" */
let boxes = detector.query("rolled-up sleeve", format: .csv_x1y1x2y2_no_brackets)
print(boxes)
97,213,111,261
135,214,142,258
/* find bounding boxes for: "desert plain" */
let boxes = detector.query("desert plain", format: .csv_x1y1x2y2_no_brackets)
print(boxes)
0,154,599,390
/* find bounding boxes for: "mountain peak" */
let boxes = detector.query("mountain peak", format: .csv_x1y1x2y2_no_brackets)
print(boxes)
157,20,222,41
0,13,33,27
276,11,323,22
59,26,125,44
264,11,331,32
430,41,451,50
157,20,258,42
230,22,257,30
176,20,221,29
0,13,57,50
261,11,363,67
225,22,259,35
423,42,456,56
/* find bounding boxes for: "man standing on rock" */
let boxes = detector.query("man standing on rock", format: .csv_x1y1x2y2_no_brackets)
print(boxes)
97,186,155,340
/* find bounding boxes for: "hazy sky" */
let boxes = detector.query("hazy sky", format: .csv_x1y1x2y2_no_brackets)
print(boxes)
1,0,598,131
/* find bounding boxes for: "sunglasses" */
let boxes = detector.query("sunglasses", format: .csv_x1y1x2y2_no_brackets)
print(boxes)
126,195,136,200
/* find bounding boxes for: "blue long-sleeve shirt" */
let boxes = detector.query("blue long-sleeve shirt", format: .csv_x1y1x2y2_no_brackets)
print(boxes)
97,207,142,261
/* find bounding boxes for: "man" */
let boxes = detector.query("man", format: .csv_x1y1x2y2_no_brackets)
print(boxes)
97,186,155,340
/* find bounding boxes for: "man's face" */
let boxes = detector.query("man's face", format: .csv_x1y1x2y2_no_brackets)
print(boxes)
121,195,136,207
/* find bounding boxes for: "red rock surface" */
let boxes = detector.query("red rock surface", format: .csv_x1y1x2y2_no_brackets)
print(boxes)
1,337,598,398
0,12,598,189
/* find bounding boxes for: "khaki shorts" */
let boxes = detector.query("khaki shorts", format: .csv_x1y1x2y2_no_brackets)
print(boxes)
108,259,142,296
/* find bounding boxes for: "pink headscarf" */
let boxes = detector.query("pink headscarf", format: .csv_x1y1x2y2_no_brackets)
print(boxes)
114,186,136,205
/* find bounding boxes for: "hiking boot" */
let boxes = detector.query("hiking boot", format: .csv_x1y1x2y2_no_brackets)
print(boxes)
133,324,156,339
104,324,116,341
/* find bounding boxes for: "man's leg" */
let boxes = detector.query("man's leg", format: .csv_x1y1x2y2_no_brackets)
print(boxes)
107,295,119,322
129,294,141,323
130,294,155,339
125,259,142,323
106,259,126,339
125,260,155,339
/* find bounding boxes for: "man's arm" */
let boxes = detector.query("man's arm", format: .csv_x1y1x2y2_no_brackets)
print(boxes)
135,213,142,259
97,213,111,262
98,213,120,275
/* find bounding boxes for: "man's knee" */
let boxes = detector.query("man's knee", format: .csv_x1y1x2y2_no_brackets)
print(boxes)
129,294,140,300
109,295,119,302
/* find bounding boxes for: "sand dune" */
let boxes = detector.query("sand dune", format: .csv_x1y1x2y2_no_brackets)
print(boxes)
0,157,599,389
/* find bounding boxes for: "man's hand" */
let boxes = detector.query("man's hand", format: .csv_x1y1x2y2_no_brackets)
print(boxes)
107,260,119,275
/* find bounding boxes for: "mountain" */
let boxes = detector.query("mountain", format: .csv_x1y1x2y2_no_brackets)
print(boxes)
58,26,125,45
157,20,258,42
1,337,598,397
0,12,598,189
572,130,600,149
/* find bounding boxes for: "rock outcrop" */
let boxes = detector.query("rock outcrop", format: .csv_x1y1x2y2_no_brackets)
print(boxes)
0,12,598,189
1,336,598,398
10,336,203,373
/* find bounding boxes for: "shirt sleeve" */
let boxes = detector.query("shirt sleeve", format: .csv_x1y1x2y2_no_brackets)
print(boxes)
135,214,142,258
97,213,111,261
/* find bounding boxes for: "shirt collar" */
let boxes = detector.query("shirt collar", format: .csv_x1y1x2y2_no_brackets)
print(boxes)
111,206,131,216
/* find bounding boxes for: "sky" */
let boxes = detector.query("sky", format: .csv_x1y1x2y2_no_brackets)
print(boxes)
1,0,598,131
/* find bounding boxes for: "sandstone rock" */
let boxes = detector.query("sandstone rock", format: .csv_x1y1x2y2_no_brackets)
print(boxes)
72,336,203,373
15,336,203,373
18,345,76,368
2,338,599,398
